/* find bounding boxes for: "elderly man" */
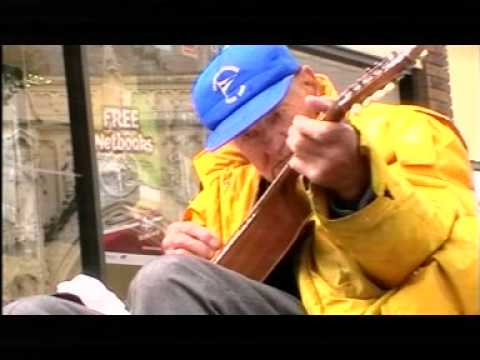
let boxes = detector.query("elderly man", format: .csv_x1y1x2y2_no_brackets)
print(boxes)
5,45,478,315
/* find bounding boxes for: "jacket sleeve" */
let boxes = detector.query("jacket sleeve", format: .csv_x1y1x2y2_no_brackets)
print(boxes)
307,109,476,289
182,146,261,243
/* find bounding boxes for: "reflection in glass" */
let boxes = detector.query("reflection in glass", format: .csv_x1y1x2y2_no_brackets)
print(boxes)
86,46,216,241
2,45,81,303
84,45,219,296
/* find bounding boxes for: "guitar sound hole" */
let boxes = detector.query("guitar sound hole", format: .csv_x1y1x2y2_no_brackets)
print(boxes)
264,247,300,298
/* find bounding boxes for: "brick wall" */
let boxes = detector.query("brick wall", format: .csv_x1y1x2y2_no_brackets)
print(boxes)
413,45,454,119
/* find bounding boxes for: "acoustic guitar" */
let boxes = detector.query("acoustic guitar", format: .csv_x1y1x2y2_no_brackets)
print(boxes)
212,45,428,282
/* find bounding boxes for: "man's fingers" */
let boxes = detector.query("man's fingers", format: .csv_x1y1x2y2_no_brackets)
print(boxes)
167,222,221,249
304,95,335,115
286,125,324,157
163,232,216,259
288,154,327,184
292,115,339,143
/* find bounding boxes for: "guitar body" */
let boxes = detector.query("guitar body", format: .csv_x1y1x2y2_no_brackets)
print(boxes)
213,167,312,282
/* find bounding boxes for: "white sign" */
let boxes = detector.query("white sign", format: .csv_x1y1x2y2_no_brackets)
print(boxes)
105,252,161,266
95,106,154,154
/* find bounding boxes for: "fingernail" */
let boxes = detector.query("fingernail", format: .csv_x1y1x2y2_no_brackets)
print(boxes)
210,238,220,248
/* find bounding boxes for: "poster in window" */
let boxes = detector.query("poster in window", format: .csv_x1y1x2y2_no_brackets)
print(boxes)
95,105,169,265
90,45,209,266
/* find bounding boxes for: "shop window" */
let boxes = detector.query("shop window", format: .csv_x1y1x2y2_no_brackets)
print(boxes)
83,45,219,297
2,45,82,303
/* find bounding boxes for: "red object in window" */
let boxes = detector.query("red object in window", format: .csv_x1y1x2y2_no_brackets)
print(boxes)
103,226,164,256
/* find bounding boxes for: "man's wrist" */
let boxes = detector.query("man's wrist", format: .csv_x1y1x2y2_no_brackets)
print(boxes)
329,186,376,218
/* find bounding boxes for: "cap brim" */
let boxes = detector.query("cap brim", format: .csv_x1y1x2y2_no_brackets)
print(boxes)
205,74,295,151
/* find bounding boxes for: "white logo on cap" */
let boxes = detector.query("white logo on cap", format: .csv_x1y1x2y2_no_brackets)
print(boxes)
212,65,246,104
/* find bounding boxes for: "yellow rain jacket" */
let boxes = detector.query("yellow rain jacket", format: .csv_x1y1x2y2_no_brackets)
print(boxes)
183,74,479,315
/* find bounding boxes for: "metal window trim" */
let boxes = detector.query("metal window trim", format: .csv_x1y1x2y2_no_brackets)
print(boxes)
62,45,105,280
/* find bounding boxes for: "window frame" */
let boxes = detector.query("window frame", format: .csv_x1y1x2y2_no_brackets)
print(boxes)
63,45,105,280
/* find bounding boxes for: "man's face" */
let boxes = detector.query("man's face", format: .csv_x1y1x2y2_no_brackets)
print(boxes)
232,66,320,181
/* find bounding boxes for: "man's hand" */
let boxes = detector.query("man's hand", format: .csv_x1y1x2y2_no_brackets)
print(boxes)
162,221,222,260
286,95,371,202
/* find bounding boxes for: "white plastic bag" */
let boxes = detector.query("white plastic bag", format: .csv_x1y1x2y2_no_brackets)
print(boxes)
56,274,130,315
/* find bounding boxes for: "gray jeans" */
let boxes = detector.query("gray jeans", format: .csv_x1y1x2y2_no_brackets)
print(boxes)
3,255,305,315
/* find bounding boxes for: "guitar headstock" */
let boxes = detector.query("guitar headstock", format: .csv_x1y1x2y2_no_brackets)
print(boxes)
323,45,428,122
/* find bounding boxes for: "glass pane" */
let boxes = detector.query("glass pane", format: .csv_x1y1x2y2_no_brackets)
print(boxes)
84,45,219,297
2,45,82,304
290,47,401,105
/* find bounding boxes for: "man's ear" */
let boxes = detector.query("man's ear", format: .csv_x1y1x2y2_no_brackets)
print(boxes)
297,65,322,96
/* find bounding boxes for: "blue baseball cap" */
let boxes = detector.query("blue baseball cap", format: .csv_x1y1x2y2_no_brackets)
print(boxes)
192,45,301,151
